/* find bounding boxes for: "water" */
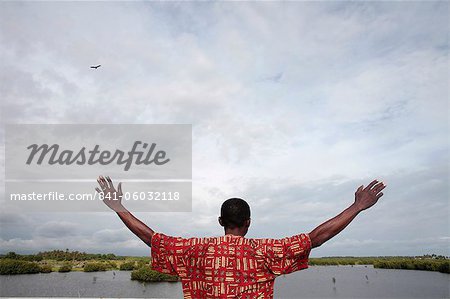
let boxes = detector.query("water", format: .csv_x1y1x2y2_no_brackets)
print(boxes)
0,271,182,298
275,265,450,298
0,266,448,298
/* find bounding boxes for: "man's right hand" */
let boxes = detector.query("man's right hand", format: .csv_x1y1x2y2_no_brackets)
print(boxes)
96,175,154,246
354,180,386,212
96,176,124,212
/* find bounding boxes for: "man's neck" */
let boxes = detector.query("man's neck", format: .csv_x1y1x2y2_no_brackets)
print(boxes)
224,227,246,237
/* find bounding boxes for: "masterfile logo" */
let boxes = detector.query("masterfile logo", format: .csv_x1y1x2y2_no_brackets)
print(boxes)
26,141,170,171
4,124,192,212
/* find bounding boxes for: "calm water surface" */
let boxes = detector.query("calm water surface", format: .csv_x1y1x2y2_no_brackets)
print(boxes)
0,266,448,298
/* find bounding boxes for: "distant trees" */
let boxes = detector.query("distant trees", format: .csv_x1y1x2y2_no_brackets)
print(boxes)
374,259,450,274
3,251,42,262
4,252,17,259
37,250,123,261
308,255,450,274
420,254,447,260
0,250,125,262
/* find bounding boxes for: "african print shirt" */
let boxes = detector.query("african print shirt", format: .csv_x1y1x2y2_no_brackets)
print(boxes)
151,232,311,298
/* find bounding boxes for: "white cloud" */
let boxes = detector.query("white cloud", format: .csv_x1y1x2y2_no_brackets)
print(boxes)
35,221,78,238
93,228,134,243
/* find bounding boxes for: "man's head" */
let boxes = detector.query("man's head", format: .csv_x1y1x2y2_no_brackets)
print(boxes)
218,198,251,236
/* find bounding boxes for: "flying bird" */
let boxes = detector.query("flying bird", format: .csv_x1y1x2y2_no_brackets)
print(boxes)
90,64,101,69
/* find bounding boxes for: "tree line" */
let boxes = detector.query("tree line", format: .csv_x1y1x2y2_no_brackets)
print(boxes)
1,250,126,261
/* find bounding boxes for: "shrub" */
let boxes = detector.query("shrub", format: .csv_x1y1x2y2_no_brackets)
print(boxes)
136,260,149,268
84,262,107,272
437,261,450,274
0,259,41,274
39,265,53,273
120,261,136,271
131,266,178,282
104,261,117,269
58,263,72,272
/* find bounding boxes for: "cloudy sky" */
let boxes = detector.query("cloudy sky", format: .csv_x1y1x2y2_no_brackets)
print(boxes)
0,2,448,257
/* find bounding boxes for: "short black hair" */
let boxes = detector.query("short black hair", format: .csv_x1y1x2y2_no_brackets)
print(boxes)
220,198,251,228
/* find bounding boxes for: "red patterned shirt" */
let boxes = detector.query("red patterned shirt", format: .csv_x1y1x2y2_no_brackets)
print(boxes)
151,232,311,298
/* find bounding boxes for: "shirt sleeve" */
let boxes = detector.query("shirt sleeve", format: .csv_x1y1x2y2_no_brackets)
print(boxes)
150,232,192,277
263,233,312,276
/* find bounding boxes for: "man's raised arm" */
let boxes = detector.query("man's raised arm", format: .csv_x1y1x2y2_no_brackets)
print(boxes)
96,176,154,247
308,180,386,248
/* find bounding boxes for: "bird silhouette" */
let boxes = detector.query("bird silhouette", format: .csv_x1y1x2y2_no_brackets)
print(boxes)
90,65,101,69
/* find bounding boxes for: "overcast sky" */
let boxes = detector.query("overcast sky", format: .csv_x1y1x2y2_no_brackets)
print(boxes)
0,2,448,257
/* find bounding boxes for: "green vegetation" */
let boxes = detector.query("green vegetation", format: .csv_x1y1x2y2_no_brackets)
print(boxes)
309,256,386,266
136,259,150,269
39,264,53,273
58,263,72,272
373,259,449,274
0,259,41,274
0,250,124,262
120,261,137,270
1,251,447,277
35,249,124,261
83,262,108,272
309,255,449,274
3,251,43,262
131,266,178,282
105,261,118,269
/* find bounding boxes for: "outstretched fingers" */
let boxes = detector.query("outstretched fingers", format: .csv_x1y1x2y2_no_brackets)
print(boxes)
117,182,122,194
373,182,386,192
364,180,378,191
97,175,115,191
106,176,114,189
97,176,107,190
